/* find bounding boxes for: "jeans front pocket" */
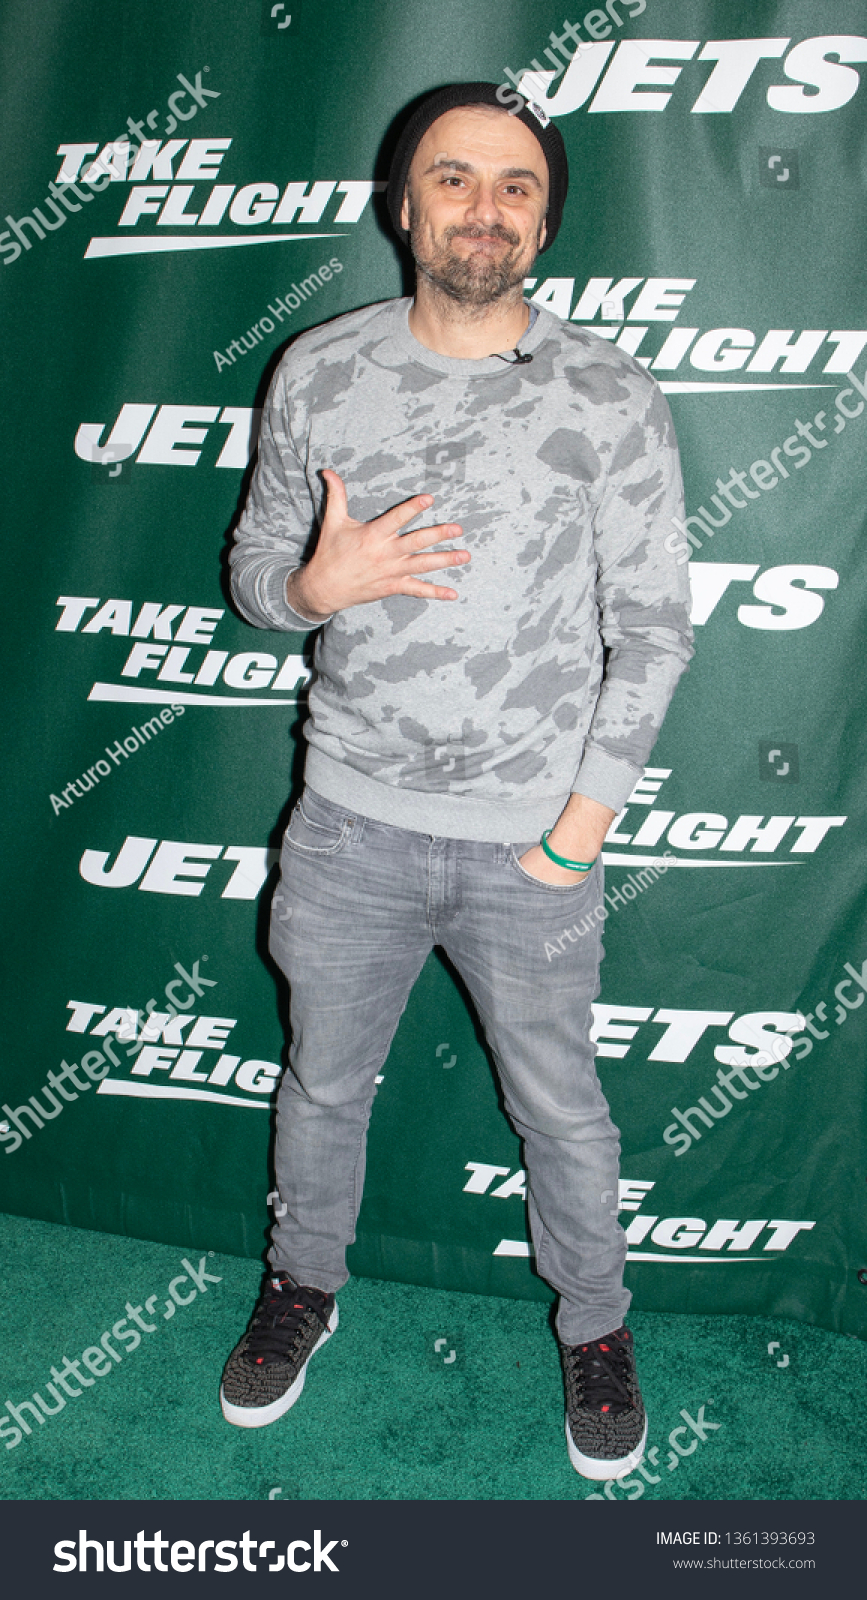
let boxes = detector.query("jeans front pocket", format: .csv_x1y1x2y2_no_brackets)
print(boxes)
284,789,352,857
508,844,598,897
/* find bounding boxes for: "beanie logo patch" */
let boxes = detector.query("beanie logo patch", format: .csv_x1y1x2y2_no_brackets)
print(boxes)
525,100,551,128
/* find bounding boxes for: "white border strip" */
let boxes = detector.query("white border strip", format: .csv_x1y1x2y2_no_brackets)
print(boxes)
494,1239,766,1262
657,382,835,394
88,683,302,707
85,232,345,259
97,1078,270,1108
601,851,800,869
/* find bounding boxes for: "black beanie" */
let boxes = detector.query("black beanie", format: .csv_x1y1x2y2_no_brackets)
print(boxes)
386,81,568,255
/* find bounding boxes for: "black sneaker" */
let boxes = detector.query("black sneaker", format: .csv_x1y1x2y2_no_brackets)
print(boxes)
561,1324,648,1480
220,1273,337,1429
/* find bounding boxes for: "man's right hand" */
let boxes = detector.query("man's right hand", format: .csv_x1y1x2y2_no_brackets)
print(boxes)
287,468,469,621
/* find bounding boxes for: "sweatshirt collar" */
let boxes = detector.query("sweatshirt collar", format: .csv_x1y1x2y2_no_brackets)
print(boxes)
386,295,548,377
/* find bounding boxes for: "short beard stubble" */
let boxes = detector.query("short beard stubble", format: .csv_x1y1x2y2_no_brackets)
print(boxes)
407,192,543,309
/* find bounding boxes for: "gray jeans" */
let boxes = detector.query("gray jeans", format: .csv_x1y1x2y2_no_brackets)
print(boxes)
267,786,630,1344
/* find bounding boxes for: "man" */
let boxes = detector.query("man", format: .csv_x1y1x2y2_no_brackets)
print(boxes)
222,82,693,1480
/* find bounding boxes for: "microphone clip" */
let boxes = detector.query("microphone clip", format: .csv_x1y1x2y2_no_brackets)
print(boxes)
494,347,534,365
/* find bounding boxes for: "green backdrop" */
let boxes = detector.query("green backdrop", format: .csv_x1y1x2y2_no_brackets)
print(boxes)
2,0,866,1338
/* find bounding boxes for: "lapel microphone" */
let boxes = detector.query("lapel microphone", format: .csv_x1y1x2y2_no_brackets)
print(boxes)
493,304,535,363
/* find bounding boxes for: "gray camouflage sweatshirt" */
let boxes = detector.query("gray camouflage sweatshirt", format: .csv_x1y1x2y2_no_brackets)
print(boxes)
229,296,693,840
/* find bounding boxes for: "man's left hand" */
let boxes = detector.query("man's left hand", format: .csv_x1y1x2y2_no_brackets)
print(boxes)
516,792,617,886
516,845,589,886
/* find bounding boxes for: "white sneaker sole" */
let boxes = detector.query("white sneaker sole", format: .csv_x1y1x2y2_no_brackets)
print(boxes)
565,1411,649,1481
220,1304,338,1429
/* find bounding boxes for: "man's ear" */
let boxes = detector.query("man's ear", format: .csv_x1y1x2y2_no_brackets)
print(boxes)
539,215,548,251
400,186,410,232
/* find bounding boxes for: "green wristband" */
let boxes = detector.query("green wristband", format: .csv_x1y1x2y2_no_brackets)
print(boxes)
540,831,596,873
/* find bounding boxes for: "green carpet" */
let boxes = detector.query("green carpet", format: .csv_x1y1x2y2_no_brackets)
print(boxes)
1,1213,863,1501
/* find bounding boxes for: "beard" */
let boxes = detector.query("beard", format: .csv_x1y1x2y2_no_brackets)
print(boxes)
408,200,540,308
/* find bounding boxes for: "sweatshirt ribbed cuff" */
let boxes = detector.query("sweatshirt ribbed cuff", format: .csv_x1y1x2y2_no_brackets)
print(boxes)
571,745,642,815
262,562,333,631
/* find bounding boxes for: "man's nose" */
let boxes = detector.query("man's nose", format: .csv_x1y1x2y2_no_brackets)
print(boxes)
462,182,503,229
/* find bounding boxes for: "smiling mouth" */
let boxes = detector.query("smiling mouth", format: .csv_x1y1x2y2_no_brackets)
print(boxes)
454,233,512,249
